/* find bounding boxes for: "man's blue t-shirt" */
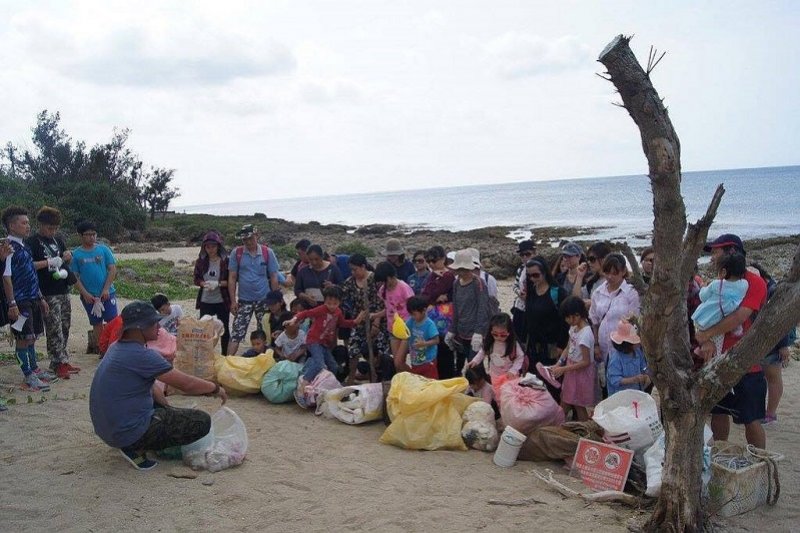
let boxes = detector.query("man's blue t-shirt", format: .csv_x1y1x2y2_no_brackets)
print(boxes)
229,245,279,302
3,238,40,301
89,340,172,448
71,244,116,296
406,316,439,366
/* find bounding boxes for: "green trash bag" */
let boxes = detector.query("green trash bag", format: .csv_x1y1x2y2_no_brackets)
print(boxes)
261,360,303,403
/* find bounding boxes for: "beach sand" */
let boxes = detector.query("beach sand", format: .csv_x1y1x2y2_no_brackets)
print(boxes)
1,247,797,532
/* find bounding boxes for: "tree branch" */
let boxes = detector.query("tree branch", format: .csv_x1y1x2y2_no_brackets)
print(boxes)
618,241,647,297
680,184,725,284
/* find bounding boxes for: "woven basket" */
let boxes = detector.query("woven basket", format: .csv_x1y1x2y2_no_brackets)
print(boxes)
708,441,783,517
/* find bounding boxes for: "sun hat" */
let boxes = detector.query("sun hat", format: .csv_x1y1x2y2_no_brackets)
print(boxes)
448,249,479,270
121,301,162,332
703,234,745,255
265,290,284,306
516,240,536,254
465,247,481,268
610,319,641,345
235,224,257,239
382,238,404,256
561,242,582,257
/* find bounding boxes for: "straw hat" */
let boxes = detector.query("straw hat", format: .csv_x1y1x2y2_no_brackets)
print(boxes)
610,319,641,345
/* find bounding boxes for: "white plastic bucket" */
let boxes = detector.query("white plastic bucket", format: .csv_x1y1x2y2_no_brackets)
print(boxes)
493,425,527,467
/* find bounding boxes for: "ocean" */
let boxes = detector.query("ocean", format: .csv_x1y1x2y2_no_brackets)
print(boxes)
180,165,800,245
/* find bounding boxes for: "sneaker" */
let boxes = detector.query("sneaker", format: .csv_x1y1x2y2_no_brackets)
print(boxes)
119,448,158,471
24,373,51,392
64,363,81,374
536,362,561,389
762,414,778,425
55,363,71,380
33,368,58,383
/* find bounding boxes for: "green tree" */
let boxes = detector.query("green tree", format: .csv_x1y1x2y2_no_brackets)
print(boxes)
143,167,180,220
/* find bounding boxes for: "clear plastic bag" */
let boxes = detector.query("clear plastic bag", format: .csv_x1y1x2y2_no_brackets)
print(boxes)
181,407,248,472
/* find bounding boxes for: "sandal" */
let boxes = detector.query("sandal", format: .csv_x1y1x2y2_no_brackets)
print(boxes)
536,362,561,389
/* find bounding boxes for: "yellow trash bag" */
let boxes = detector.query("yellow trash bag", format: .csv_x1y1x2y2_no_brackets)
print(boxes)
391,313,410,340
380,372,477,451
215,351,276,394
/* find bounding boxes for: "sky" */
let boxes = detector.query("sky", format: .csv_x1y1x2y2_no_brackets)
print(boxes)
1,1,798,208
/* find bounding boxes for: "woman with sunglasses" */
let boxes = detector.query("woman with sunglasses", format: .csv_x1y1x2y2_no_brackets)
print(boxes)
421,246,458,378
406,251,430,295
523,255,569,372
580,241,612,298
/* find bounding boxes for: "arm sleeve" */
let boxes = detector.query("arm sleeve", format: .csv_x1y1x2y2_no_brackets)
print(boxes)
740,273,767,312
294,270,305,296
2,256,11,277
70,249,81,277
228,251,239,274
606,353,623,389
132,348,173,379
267,249,279,275
331,265,343,285
471,349,486,365
425,319,439,341
103,245,116,265
338,308,358,329
510,343,525,373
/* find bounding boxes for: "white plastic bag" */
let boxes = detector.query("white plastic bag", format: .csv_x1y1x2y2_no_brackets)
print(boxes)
316,384,384,424
181,407,248,472
295,370,341,409
461,401,499,452
644,425,712,497
592,390,663,454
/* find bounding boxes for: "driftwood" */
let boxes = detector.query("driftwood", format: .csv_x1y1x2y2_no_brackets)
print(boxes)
487,497,546,507
530,469,640,507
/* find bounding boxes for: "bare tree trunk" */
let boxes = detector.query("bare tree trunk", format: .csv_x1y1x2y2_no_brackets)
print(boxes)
599,34,800,531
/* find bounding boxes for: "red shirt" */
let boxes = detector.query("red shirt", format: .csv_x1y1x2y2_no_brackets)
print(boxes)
295,305,357,348
721,269,767,372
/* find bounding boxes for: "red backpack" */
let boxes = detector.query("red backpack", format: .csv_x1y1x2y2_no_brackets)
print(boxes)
235,244,271,267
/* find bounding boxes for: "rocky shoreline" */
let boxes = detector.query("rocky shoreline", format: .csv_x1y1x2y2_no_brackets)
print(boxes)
116,213,799,281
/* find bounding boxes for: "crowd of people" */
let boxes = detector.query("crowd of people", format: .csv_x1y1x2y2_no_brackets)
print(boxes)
0,204,795,468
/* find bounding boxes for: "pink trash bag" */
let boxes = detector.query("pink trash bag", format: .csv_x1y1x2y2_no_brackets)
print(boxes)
499,379,564,434
147,327,177,362
295,370,342,409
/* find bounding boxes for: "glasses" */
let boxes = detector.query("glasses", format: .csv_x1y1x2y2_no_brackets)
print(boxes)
587,256,598,262
491,330,510,338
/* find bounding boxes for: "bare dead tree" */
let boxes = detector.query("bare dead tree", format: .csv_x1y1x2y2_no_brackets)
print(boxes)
598,35,800,531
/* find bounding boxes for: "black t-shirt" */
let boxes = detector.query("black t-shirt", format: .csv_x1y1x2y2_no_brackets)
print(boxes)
524,284,569,348
25,234,70,296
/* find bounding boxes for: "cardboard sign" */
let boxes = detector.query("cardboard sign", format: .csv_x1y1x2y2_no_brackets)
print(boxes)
571,438,634,492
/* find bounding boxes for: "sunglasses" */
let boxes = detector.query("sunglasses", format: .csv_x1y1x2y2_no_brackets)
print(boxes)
491,330,510,338
588,256,598,262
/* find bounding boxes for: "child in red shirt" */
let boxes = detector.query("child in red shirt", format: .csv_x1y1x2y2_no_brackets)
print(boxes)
286,286,365,382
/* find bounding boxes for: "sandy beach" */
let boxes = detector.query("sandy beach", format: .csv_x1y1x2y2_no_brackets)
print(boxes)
1,246,798,532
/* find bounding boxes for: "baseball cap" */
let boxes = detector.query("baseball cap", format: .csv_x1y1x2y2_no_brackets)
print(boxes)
121,301,162,331
703,234,745,255
235,224,257,239
561,242,583,257
516,240,536,254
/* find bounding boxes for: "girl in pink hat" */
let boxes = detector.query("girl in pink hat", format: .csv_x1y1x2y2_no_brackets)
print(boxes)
606,319,649,396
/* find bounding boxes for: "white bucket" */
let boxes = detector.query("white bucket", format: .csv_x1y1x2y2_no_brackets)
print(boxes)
493,426,527,467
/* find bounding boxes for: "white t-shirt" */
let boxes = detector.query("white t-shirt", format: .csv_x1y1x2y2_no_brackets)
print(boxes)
275,329,307,360
159,304,184,335
567,325,594,363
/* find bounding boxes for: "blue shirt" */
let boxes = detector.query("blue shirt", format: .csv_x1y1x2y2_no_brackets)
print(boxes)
71,244,116,296
3,238,40,301
607,345,648,396
229,245,280,302
89,340,172,448
406,316,439,365
407,271,430,295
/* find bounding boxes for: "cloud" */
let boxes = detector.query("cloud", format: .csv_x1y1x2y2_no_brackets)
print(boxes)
10,11,296,87
485,33,592,79
298,79,364,105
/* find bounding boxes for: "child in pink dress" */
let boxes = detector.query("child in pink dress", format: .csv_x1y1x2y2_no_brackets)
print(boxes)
551,296,596,421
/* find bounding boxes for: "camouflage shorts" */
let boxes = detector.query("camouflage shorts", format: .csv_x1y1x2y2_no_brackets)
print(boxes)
44,294,71,364
127,407,211,452
230,300,269,342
